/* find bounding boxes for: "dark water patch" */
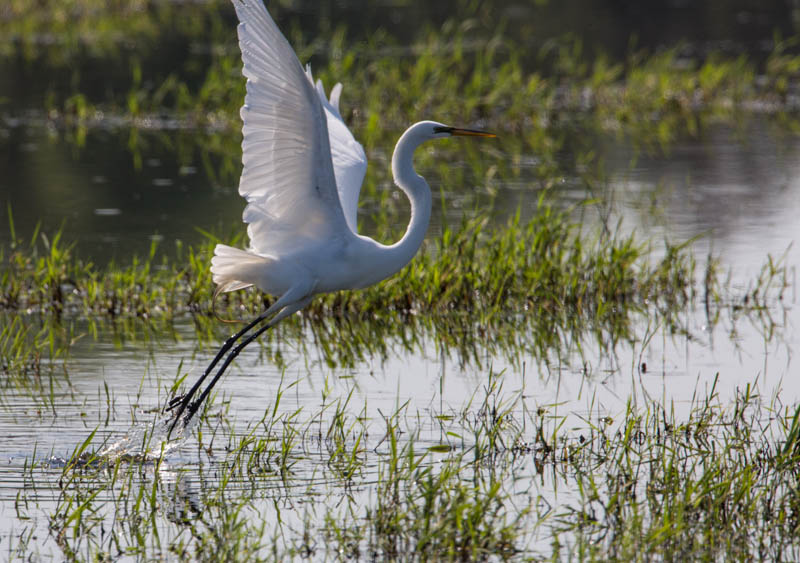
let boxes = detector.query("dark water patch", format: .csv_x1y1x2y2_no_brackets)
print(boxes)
0,122,242,262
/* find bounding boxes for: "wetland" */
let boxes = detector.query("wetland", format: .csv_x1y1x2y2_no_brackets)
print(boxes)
1,0,800,560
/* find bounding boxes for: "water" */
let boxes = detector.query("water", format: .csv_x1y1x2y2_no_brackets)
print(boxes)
1,115,799,557
0,129,795,556
607,120,800,267
1,1,799,557
0,124,241,261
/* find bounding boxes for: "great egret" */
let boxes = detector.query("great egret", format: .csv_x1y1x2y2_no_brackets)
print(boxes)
167,0,494,434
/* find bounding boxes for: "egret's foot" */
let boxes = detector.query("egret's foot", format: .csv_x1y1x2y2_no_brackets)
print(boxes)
165,395,194,438
165,394,204,438
166,410,189,438
166,393,186,412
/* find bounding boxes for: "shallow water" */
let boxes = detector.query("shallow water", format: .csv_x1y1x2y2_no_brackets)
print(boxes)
0,305,794,556
1,113,799,556
1,0,799,555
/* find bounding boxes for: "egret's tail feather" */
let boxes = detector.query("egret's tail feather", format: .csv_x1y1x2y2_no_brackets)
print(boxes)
210,244,268,293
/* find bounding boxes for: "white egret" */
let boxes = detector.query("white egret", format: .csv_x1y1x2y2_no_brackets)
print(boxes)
167,0,494,434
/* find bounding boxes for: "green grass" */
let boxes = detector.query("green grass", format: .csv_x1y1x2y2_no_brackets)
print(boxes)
0,201,735,361
11,371,796,560
1,2,798,560
4,0,800,161
549,383,800,559
1,192,789,381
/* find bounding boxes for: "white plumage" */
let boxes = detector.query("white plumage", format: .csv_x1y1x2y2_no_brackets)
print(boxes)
168,0,493,433
212,0,371,298
314,77,368,233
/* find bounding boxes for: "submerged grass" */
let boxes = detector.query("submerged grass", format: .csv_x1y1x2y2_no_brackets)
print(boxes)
0,315,72,409
550,385,800,560
15,370,800,560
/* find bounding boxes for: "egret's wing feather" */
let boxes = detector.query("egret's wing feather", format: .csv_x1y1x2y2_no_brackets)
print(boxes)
314,79,368,234
233,0,347,256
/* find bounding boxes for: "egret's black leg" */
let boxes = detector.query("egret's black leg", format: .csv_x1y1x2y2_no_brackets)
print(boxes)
167,293,312,437
167,310,271,436
179,320,275,427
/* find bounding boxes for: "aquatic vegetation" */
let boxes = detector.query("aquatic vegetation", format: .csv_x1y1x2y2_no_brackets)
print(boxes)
4,0,800,153
1,2,798,560
0,314,72,408
0,198,751,369
1,190,790,381
8,371,795,560
549,383,800,559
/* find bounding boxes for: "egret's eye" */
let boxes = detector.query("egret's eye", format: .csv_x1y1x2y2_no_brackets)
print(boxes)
432,125,453,135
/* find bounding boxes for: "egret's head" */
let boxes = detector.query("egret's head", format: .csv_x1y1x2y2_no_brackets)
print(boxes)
393,121,495,171
400,121,496,143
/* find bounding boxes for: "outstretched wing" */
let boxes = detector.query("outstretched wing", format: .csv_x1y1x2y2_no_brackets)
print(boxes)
233,0,348,256
313,78,368,234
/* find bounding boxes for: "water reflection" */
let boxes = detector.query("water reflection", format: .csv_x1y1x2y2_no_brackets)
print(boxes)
0,124,242,261
3,117,800,272
1,296,793,557
606,119,800,269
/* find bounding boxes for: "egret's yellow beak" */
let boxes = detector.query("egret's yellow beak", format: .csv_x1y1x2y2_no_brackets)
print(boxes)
433,125,496,137
448,127,496,138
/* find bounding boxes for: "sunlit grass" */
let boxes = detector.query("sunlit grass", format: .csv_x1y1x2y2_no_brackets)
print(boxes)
1,2,798,561
10,371,796,560
2,197,776,370
4,0,799,152
1,190,790,381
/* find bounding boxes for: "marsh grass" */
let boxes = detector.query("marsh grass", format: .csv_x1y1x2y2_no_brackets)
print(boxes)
8,3,785,129
12,367,795,561
39,376,534,560
2,2,799,560
0,314,74,410
548,384,800,560
2,192,788,402
1,197,755,372
5,0,800,172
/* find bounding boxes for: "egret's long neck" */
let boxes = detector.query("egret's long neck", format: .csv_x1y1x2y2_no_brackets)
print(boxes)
369,125,433,281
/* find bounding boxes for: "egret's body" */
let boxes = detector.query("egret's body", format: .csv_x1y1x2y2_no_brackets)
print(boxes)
167,0,493,433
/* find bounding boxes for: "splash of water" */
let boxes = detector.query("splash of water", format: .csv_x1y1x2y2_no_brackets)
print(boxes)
98,412,197,461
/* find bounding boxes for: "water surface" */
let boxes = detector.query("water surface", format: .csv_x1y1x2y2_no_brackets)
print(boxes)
1,0,799,555
1,115,798,557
